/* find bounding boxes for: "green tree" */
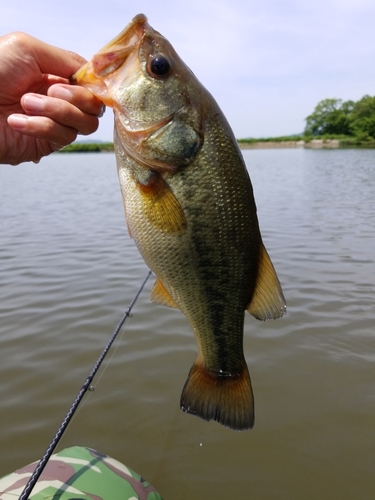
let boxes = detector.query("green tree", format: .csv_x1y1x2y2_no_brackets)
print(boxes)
304,98,353,136
349,95,375,139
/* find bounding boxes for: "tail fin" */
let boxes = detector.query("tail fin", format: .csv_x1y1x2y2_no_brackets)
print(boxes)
180,362,254,431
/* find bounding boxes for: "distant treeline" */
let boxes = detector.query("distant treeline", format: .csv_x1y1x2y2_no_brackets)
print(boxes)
304,95,375,140
238,135,304,144
60,142,114,152
239,95,375,147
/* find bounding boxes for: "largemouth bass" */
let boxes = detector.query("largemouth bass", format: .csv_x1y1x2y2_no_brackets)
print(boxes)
72,14,286,431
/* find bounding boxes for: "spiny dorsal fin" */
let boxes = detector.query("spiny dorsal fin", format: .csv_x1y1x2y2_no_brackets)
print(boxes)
151,278,178,309
246,243,286,320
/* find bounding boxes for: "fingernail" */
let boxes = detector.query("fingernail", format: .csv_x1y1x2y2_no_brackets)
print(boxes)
23,95,45,113
49,85,72,101
99,105,106,117
8,114,29,130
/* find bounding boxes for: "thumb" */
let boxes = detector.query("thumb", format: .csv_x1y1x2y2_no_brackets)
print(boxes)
26,34,87,78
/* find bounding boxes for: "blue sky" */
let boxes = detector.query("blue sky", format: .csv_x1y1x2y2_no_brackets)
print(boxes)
2,0,375,141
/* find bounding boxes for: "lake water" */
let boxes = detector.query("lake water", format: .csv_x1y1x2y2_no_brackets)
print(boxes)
0,148,374,499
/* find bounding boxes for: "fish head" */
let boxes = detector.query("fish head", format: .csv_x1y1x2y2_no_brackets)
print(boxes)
72,14,203,171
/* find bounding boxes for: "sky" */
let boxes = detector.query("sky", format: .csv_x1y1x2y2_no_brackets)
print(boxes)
1,0,375,141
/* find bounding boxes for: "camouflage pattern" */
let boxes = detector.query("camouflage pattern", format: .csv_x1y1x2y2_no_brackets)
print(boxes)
0,446,163,499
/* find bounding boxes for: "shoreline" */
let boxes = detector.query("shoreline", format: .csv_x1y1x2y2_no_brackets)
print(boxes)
238,139,340,149
60,138,375,153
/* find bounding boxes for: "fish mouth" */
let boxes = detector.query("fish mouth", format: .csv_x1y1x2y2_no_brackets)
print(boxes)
70,13,149,104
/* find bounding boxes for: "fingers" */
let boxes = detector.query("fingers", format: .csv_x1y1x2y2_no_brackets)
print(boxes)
48,84,105,117
7,114,79,150
23,84,104,135
19,32,87,78
7,84,105,148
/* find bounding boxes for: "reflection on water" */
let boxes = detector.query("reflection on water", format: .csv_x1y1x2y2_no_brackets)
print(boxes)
0,150,374,499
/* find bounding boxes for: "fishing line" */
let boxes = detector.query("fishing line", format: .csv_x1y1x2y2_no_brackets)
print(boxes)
56,306,129,422
19,269,152,500
73,309,131,415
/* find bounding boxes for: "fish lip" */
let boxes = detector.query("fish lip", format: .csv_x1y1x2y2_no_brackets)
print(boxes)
70,13,149,89
96,13,149,55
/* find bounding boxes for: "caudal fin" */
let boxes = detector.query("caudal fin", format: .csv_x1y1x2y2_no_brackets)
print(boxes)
180,362,254,431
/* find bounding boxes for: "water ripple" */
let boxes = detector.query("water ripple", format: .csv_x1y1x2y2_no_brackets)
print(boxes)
1,150,374,499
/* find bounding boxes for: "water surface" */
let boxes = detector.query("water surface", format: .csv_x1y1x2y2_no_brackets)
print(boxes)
1,149,374,499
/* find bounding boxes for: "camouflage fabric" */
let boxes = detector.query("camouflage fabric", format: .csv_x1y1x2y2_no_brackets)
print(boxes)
0,446,163,499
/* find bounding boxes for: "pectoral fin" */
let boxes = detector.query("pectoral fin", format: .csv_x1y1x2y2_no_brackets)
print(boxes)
137,172,187,233
246,243,286,320
150,278,178,309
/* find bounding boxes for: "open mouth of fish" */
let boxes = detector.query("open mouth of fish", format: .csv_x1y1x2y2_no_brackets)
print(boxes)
71,14,148,105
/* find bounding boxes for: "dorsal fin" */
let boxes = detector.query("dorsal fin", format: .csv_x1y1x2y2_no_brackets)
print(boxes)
151,278,178,309
246,243,286,320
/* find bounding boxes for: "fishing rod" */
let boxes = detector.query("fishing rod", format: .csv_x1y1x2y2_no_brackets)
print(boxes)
19,269,152,500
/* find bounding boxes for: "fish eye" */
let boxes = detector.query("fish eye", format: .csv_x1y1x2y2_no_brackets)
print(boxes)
148,55,170,78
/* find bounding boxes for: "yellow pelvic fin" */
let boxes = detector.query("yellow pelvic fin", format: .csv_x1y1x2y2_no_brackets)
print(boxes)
246,243,286,321
138,172,187,233
150,278,178,309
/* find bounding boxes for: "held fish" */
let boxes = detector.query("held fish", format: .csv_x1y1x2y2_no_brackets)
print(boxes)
72,14,286,431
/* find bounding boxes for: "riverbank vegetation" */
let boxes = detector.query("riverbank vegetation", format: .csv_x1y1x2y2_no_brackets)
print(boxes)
239,95,375,147
60,142,114,152
304,95,375,140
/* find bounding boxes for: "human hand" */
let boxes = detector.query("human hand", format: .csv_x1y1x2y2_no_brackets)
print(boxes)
0,32,104,165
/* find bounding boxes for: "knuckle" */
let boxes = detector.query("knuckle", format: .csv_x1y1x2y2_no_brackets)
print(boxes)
1,32,32,50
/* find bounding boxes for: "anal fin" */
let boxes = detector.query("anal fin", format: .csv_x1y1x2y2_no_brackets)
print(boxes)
150,278,178,309
247,243,286,320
